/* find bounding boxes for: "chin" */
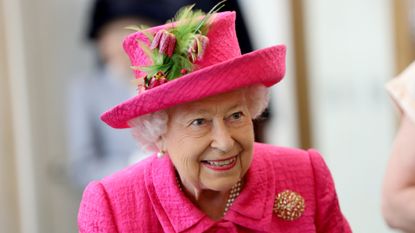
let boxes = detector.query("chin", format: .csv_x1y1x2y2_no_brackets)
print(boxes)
203,175,240,192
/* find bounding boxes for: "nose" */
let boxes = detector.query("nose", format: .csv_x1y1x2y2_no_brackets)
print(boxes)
210,121,235,153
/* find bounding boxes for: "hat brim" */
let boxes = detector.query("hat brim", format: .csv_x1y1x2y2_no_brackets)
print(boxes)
101,45,286,128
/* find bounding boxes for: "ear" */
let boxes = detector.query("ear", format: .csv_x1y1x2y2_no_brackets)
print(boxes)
155,135,167,152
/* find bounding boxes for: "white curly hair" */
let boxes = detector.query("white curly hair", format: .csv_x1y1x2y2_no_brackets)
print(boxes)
128,84,270,152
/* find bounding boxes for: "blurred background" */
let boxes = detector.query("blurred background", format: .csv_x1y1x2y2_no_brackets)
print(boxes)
0,0,413,232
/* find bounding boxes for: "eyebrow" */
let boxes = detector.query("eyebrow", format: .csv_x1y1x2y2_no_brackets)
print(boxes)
180,102,244,120
226,104,243,112
181,109,211,120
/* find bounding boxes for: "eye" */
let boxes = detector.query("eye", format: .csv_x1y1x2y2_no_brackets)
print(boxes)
230,111,244,120
190,118,206,126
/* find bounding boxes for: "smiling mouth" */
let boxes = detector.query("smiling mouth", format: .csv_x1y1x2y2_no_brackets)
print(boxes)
201,155,238,170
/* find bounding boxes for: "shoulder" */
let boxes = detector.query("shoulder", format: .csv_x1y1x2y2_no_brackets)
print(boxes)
78,155,157,231
68,71,100,92
66,71,101,110
253,144,351,231
78,180,118,232
253,142,325,169
252,143,334,195
99,155,155,193
80,155,156,210
254,142,308,157
67,69,113,102
80,154,155,197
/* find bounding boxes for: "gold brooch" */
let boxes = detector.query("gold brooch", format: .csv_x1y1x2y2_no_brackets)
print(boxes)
274,190,305,221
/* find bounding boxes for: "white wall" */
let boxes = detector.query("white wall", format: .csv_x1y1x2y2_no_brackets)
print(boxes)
0,1,20,232
1,0,94,232
303,0,396,232
23,0,94,231
2,0,40,232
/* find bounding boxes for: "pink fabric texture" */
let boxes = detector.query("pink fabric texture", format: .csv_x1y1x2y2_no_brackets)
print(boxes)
100,12,286,128
78,143,352,232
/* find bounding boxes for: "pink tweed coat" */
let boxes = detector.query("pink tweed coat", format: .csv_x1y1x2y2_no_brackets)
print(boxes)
78,143,352,232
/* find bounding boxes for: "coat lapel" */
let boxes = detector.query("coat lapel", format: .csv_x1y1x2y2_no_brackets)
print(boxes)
148,156,215,232
223,145,276,232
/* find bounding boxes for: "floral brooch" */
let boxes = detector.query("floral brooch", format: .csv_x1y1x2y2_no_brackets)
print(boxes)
274,190,305,221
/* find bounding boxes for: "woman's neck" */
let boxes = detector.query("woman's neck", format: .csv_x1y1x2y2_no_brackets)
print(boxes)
176,175,243,221
183,187,230,220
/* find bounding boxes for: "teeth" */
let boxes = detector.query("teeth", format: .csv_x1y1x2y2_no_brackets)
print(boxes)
206,157,236,167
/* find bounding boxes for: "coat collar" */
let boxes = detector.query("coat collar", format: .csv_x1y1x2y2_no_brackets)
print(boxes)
223,144,276,231
148,155,215,232
148,143,275,232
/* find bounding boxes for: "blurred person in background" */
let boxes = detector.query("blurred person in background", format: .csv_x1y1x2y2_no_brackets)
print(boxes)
382,62,415,232
66,0,167,189
66,0,259,189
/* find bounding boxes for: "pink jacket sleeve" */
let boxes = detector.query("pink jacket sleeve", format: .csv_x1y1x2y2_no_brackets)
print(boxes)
309,149,352,233
78,181,118,233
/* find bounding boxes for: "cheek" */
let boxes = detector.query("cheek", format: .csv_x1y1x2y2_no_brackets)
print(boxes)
172,154,197,174
236,123,255,172
169,143,211,191
240,143,254,170
165,133,211,178
236,121,255,146
167,133,210,160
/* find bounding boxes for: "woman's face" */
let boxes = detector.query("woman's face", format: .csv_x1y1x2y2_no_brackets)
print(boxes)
162,89,255,195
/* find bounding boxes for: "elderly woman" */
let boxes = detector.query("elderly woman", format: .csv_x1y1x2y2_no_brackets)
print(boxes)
78,4,351,233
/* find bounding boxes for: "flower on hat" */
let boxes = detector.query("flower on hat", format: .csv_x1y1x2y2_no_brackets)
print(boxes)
128,1,226,91
188,34,209,63
150,30,177,57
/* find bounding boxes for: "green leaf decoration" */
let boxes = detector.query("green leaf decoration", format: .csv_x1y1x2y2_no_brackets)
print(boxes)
125,25,144,31
131,1,227,89
194,0,226,34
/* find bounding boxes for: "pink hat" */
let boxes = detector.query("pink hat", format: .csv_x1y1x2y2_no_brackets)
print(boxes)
101,8,286,129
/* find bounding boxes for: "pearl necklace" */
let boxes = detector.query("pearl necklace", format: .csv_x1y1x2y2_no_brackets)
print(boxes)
175,175,242,216
223,180,242,215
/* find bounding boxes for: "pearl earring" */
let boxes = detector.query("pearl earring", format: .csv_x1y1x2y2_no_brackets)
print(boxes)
157,151,165,158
